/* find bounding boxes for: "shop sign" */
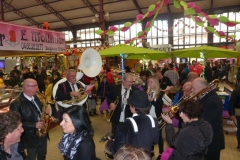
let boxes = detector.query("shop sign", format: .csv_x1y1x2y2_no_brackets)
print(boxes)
0,21,65,52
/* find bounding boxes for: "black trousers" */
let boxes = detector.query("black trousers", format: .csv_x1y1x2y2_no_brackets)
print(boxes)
205,148,221,160
26,136,47,160
111,121,122,136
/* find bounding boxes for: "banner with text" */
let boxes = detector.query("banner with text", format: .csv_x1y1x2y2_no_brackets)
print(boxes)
0,21,65,52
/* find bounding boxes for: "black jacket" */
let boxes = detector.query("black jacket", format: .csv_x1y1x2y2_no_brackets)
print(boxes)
228,85,240,117
107,115,159,154
107,84,137,124
63,136,97,160
199,90,225,151
10,93,47,148
97,81,110,98
166,119,213,160
56,80,81,101
150,91,164,118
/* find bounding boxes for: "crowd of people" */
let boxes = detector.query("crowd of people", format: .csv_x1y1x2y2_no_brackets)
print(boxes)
0,58,239,160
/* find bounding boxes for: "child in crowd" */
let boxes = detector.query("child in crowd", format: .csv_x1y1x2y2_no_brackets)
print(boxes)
88,80,98,116
97,76,110,115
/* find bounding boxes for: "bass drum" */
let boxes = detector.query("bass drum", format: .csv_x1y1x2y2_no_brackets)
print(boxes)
52,78,88,108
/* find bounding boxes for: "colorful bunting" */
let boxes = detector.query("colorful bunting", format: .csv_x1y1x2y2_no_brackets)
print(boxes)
95,0,240,46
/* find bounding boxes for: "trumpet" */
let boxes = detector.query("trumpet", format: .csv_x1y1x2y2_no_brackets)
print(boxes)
158,79,219,130
107,97,119,122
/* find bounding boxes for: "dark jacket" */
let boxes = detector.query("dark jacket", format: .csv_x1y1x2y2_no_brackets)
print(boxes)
204,66,213,83
107,84,137,124
228,85,240,117
10,93,47,148
97,81,109,98
166,119,213,160
55,80,81,101
63,136,96,160
150,91,164,118
200,90,225,151
107,115,159,154
159,76,173,90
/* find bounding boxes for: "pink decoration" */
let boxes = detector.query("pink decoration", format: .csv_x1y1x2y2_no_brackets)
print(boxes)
194,16,202,22
136,14,144,20
146,21,151,28
109,26,118,32
147,11,154,17
225,22,237,27
125,40,130,44
209,19,219,26
193,6,201,13
121,27,129,32
200,12,209,19
163,0,169,6
187,2,195,8
217,31,226,37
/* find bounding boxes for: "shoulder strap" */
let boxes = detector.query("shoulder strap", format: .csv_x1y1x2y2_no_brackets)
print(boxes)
126,117,138,133
62,82,66,94
146,114,156,128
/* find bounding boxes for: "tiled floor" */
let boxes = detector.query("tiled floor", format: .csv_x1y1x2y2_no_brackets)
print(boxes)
46,82,240,160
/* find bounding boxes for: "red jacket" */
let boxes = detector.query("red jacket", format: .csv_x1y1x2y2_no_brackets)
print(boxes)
190,65,202,75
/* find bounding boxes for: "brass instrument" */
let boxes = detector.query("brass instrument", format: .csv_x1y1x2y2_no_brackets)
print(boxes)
36,92,55,137
61,81,88,105
158,79,219,130
106,97,119,122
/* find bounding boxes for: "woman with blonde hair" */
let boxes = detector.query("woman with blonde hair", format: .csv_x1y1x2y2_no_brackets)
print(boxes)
147,76,164,159
114,144,151,160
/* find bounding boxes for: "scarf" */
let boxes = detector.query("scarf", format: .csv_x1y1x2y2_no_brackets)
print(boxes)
58,132,85,160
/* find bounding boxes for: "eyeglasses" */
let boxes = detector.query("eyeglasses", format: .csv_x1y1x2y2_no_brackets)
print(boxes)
124,80,133,84
27,85,38,87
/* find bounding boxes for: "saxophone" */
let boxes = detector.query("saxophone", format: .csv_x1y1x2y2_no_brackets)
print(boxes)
36,92,55,137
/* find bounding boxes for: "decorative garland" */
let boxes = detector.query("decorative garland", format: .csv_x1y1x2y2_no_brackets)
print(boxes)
95,0,240,46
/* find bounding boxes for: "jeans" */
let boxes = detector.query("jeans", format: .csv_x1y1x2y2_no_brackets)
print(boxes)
236,117,240,146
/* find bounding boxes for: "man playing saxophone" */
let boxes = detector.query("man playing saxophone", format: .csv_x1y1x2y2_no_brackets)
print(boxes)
10,78,50,160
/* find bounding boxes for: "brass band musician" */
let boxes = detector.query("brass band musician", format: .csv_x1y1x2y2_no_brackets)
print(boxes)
10,79,50,160
192,78,224,160
106,90,159,155
107,73,137,135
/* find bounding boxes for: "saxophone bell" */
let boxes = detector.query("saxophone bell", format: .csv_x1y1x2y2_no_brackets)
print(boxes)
36,91,55,137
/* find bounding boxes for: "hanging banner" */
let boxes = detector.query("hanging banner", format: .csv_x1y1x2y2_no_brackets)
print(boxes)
0,21,65,52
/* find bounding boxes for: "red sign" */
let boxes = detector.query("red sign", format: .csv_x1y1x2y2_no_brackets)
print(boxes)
0,21,65,52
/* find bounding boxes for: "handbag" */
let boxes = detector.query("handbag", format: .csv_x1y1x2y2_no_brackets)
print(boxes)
235,108,240,117
160,147,174,160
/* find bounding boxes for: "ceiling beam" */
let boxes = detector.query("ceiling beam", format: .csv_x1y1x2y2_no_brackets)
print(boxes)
167,4,171,14
2,1,42,28
81,0,98,15
132,0,143,14
35,0,73,27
